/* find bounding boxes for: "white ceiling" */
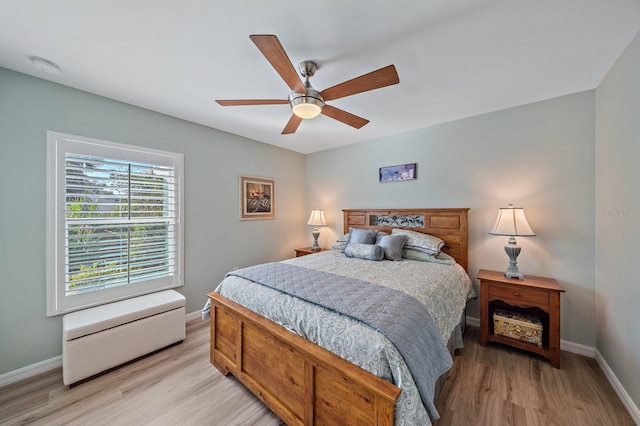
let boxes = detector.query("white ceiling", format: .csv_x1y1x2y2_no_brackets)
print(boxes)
1,1,639,154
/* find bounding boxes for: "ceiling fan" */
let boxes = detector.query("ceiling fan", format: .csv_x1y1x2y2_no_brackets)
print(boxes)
216,35,400,135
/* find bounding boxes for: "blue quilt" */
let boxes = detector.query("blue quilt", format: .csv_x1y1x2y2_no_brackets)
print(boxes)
227,262,453,419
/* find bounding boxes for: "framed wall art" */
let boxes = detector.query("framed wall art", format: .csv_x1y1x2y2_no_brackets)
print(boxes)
239,175,275,220
379,163,417,183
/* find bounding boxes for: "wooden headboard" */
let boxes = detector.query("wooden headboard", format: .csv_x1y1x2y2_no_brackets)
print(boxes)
343,208,470,272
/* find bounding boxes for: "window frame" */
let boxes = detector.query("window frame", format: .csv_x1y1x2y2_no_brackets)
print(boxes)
46,131,184,316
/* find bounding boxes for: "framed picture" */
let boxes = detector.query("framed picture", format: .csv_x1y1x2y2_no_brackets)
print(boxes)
379,163,417,183
239,175,275,220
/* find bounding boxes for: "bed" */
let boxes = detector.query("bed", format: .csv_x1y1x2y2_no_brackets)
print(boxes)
207,208,473,425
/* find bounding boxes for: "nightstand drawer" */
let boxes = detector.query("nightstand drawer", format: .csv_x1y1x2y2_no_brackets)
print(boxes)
488,284,549,305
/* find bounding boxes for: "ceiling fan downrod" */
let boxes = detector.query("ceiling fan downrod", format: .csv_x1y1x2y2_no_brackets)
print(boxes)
289,61,325,119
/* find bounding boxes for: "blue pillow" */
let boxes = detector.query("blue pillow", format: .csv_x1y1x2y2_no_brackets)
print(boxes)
346,227,378,245
375,234,407,261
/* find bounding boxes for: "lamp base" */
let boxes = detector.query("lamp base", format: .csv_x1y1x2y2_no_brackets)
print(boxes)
504,265,524,280
310,230,320,251
503,238,524,279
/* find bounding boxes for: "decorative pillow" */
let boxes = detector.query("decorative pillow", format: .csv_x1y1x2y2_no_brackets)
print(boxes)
336,233,349,243
346,227,378,245
331,243,346,251
391,229,444,255
402,248,456,265
340,230,386,244
375,234,407,261
343,243,384,261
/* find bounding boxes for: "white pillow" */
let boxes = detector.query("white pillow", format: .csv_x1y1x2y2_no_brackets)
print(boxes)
391,229,444,255
402,248,456,264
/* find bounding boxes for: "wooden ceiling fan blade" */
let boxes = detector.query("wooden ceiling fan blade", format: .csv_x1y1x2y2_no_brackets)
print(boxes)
216,99,288,106
282,114,303,134
321,105,369,129
320,65,399,101
250,35,306,94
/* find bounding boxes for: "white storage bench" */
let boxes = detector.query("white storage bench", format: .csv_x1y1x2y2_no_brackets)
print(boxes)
62,290,186,386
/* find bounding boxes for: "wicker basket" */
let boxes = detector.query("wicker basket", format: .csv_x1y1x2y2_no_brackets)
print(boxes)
493,309,543,347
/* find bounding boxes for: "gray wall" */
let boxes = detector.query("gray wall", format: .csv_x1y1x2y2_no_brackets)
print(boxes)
306,91,596,347
0,68,307,374
596,30,640,410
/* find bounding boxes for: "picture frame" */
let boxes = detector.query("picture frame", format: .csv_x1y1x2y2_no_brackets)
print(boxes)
239,175,275,220
379,163,417,183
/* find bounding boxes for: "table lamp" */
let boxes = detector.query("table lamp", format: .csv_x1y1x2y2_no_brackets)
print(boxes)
307,208,327,251
489,204,536,279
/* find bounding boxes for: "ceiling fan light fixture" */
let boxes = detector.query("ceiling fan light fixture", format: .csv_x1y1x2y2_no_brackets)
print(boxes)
289,91,325,119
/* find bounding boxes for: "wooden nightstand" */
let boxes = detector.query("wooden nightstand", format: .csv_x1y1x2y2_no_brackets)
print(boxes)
294,247,329,257
478,269,565,368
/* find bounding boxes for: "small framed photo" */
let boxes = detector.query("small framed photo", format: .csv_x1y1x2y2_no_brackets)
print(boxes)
379,163,417,183
239,175,275,220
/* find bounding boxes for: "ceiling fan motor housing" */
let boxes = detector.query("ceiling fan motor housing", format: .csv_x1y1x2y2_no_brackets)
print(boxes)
289,87,325,119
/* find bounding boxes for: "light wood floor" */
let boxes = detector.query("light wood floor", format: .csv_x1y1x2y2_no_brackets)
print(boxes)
0,320,633,426
434,326,634,426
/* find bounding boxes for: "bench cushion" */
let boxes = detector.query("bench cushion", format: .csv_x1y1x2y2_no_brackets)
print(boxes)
63,290,185,341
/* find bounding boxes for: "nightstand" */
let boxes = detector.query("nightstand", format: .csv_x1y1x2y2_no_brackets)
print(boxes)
294,247,328,257
478,269,565,368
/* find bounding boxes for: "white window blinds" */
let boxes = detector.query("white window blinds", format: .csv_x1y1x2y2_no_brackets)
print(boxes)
47,132,184,315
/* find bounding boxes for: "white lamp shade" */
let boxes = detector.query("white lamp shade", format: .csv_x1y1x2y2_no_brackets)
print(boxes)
307,209,327,226
489,205,535,236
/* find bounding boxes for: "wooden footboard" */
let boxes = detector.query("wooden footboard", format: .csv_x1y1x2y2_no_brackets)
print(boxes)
208,291,401,426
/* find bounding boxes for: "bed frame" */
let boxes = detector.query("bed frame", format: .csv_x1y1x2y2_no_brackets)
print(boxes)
208,208,469,425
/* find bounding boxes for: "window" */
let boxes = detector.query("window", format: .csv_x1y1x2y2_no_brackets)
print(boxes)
46,131,183,316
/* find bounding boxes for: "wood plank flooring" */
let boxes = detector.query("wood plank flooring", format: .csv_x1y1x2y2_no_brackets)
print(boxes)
0,320,633,425
434,326,634,426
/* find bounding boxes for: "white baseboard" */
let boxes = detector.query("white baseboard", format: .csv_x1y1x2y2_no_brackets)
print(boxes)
466,315,480,328
595,350,640,424
0,355,62,388
560,339,596,358
0,310,203,388
185,309,203,323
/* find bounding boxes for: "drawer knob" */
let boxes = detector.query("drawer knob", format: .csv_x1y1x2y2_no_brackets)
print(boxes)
514,291,520,296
